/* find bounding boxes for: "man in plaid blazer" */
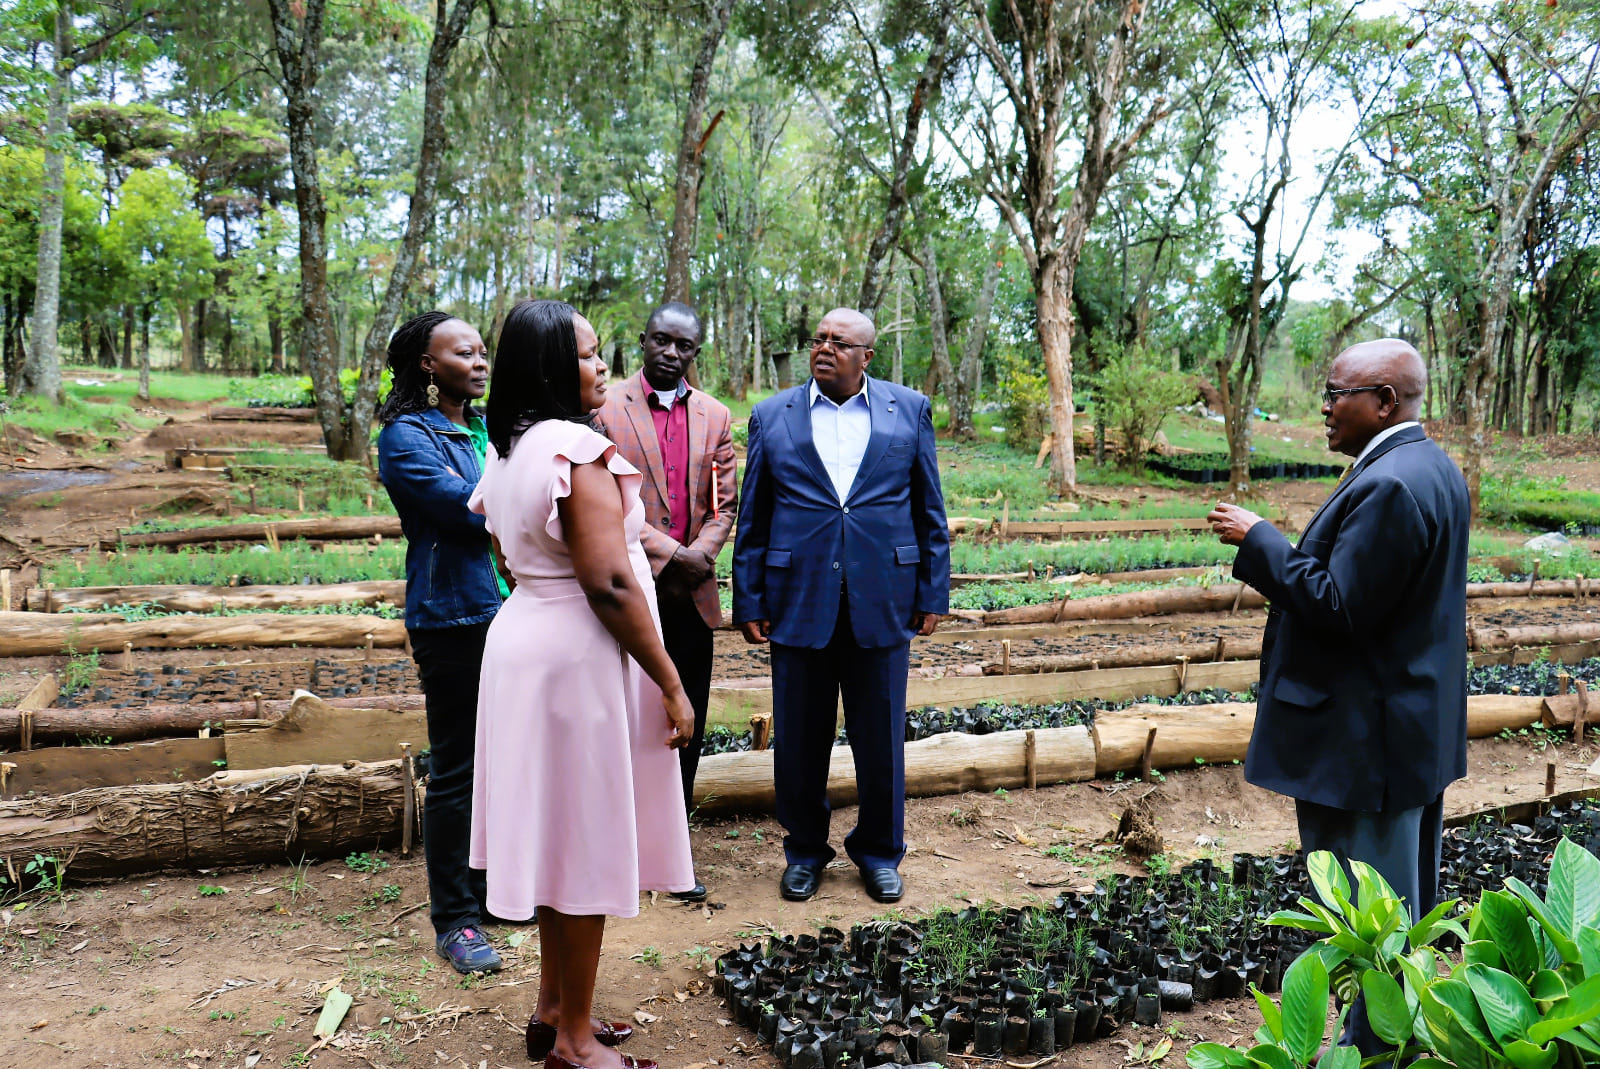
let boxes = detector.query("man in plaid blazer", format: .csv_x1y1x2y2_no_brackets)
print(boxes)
594,301,738,902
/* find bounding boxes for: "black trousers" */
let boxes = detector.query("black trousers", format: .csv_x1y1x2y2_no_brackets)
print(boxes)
658,594,713,812
769,595,909,872
409,622,491,936
1298,793,1444,1059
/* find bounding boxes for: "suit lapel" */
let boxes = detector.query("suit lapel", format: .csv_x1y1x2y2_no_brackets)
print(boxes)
1301,425,1427,538
623,375,670,505
684,390,706,533
846,376,895,504
782,384,833,492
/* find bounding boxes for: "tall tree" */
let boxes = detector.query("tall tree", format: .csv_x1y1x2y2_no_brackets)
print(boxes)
265,0,478,461
662,0,737,305
965,0,1168,493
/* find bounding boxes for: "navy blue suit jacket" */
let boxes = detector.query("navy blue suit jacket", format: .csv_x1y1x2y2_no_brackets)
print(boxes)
1233,425,1469,812
732,377,951,649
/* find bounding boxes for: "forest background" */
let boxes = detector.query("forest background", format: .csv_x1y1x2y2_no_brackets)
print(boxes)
2,0,1598,511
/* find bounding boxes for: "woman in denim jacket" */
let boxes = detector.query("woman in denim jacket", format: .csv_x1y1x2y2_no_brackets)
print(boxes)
377,311,508,974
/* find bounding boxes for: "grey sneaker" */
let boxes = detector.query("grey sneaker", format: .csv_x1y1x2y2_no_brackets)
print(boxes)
435,925,502,974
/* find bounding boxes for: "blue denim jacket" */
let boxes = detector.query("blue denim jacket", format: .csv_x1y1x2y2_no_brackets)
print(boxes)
377,408,504,631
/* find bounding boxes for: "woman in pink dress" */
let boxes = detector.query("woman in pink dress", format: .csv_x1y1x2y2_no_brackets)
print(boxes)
469,298,696,1069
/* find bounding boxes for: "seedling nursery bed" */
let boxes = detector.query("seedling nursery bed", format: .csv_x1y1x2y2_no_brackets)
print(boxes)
715,802,1600,1068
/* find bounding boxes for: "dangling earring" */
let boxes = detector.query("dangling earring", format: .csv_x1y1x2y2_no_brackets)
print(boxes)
426,371,440,408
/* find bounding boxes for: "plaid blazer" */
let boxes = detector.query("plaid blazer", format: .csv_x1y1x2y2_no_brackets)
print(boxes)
594,371,738,629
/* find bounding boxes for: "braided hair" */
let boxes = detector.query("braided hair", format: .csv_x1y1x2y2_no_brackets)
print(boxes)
377,311,460,425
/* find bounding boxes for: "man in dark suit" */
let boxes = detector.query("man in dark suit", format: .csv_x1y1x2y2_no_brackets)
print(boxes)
733,307,950,904
1208,338,1468,1057
593,301,738,903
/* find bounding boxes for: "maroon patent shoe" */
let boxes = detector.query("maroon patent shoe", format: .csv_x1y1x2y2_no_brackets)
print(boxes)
544,1051,656,1069
526,1017,635,1061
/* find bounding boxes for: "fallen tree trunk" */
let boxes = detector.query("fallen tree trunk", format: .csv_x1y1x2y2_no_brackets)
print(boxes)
1470,623,1600,651
207,406,317,422
26,581,406,614
0,694,426,746
976,579,1595,627
692,725,1095,815
105,516,402,549
1093,694,1546,775
984,635,1264,674
0,760,412,878
980,584,1268,626
0,611,406,656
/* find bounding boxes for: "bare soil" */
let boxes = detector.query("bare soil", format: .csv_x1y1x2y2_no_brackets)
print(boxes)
3,410,1600,1069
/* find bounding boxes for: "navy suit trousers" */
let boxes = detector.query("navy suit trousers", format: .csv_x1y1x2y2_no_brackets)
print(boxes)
1297,794,1444,1059
770,595,909,872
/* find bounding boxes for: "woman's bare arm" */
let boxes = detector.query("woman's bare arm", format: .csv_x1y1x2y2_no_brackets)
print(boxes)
559,459,692,746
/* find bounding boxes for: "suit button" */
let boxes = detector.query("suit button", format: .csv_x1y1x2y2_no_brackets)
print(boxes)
843,506,850,514
833,562,840,570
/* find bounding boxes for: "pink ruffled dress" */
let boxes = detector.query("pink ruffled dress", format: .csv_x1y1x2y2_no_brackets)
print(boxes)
467,419,694,918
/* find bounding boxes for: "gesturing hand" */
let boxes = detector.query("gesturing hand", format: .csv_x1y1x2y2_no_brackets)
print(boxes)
664,687,695,749
1207,502,1266,546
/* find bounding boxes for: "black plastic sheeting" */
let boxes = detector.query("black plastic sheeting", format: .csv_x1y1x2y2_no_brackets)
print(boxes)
718,803,1600,1067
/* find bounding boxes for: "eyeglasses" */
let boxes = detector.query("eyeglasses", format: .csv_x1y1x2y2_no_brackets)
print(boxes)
647,333,698,355
808,336,869,355
1321,384,1390,406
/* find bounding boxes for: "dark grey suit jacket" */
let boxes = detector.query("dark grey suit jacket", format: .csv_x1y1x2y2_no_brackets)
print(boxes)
1233,425,1469,811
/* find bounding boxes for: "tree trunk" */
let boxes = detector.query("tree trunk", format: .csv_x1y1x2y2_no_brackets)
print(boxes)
137,304,151,401
1036,254,1077,490
120,305,134,369
267,0,354,461
194,297,209,372
19,6,70,403
856,7,954,313
108,515,401,549
175,300,194,371
267,312,285,374
661,0,736,304
344,0,481,465
951,233,1005,440
0,610,405,658
918,239,957,414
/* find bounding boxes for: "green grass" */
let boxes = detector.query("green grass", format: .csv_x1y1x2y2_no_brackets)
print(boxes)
949,575,1215,612
45,542,407,588
2,394,160,442
224,450,389,516
949,535,1237,575
60,365,238,404
1467,533,1599,580
1480,471,1600,535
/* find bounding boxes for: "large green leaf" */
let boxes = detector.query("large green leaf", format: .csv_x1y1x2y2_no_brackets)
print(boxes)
1463,963,1540,1045
1186,1042,1251,1069
1463,939,1506,971
1409,897,1464,948
1243,1044,1296,1069
1252,984,1284,1043
1316,1046,1358,1069
1281,951,1330,1063
1352,860,1402,914
1530,969,1568,1005
1506,877,1581,964
1361,968,1414,1047
1499,1038,1557,1069
1424,978,1498,1051
1548,839,1600,938
1267,909,1336,935
1478,891,1540,980
1527,974,1600,1044
1308,851,1354,915
1578,925,1600,977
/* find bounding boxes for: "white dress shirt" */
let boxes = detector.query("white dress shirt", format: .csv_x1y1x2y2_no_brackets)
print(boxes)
809,379,872,503
1354,421,1420,466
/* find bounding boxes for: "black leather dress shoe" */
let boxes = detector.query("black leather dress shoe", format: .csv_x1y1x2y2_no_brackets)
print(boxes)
669,881,709,902
780,863,821,901
861,867,903,903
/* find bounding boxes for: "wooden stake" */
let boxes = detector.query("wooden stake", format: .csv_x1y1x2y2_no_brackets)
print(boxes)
0,761,14,798
1530,560,1541,595
1546,761,1557,796
364,633,374,661
1001,498,1010,539
19,709,33,751
1002,639,1012,676
365,492,373,511
295,483,305,512
399,741,416,858
1559,672,1572,695
122,641,133,671
1213,636,1226,663
1140,727,1158,784
1176,655,1189,692
0,568,9,612
1578,681,1591,744
43,584,52,614
1230,584,1245,616
247,484,256,511
1024,729,1037,789
750,712,772,751
253,691,264,719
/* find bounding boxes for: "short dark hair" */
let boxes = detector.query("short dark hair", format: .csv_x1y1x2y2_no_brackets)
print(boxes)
487,299,588,456
377,311,460,424
645,300,704,339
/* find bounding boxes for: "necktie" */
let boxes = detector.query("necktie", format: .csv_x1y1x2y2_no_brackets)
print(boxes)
1335,462,1354,487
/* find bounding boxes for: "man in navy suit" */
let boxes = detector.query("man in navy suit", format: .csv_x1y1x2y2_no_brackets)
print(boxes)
1209,338,1468,1057
733,308,950,904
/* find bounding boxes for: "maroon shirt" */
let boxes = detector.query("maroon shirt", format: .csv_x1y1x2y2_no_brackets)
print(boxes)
646,383,691,544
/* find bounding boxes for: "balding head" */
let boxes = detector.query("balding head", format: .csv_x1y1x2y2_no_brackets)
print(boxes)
1322,339,1426,456
810,308,876,403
